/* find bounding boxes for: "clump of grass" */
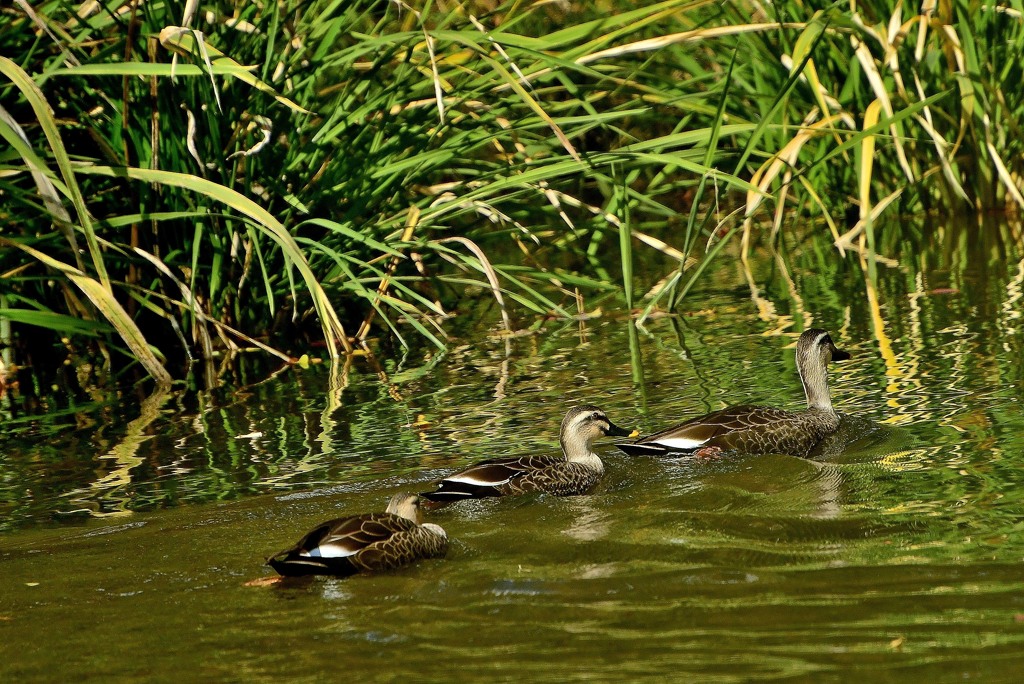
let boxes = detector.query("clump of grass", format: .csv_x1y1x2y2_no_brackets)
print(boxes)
1,0,1020,389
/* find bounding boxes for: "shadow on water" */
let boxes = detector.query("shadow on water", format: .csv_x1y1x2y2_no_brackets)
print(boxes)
3,219,1024,680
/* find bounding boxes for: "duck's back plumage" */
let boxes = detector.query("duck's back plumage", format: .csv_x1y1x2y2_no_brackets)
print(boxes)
268,511,447,577
421,455,603,501
617,404,841,458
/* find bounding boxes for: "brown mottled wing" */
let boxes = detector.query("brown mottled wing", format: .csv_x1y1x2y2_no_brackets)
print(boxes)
513,461,603,496
353,526,449,572
312,513,418,556
640,405,792,444
268,513,418,576
421,455,563,501
633,404,831,456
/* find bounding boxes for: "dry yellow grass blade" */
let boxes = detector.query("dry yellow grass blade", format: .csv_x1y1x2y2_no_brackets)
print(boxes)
859,98,883,222
915,0,937,62
910,71,969,202
15,0,80,67
469,14,532,94
936,23,974,186
868,7,968,203
850,35,914,182
632,231,698,269
983,113,1024,209
873,7,966,202
742,113,851,249
180,0,200,27
423,30,445,126
0,105,84,270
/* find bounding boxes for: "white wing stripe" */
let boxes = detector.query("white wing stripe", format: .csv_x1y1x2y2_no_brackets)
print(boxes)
651,437,709,450
446,474,513,486
303,543,358,559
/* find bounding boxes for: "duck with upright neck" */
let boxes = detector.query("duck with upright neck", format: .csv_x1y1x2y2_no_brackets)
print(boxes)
616,329,850,458
421,405,635,502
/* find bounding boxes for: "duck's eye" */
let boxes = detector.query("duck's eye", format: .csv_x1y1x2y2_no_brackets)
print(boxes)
591,412,602,421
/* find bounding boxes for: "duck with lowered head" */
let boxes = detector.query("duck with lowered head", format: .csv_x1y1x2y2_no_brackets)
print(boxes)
421,405,635,502
267,492,447,577
616,328,850,458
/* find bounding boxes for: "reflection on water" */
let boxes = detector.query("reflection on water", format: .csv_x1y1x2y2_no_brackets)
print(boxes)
3,220,1024,680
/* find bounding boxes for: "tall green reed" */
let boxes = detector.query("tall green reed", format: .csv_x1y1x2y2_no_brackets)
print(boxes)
1,0,1020,387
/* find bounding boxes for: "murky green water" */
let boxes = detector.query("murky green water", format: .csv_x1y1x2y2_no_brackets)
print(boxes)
3,221,1024,681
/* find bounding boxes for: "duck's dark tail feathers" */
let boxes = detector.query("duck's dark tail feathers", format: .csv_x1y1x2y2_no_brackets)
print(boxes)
420,482,503,503
267,552,358,578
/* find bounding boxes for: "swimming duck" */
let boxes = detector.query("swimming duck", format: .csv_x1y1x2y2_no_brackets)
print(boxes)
267,492,447,577
420,405,634,502
616,329,850,458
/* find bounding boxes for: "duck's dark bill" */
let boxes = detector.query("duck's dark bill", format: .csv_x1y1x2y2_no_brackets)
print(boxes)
604,421,635,438
831,348,851,361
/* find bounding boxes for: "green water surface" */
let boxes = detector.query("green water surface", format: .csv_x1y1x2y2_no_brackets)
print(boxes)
2,222,1024,681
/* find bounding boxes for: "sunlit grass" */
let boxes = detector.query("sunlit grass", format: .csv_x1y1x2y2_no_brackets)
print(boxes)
1,0,1021,384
